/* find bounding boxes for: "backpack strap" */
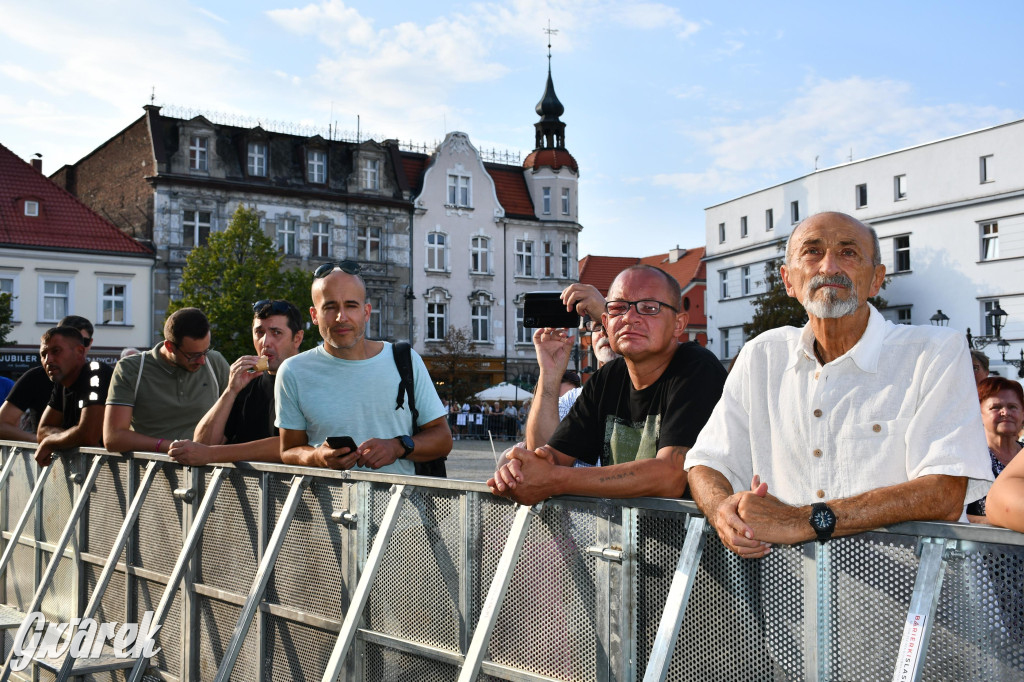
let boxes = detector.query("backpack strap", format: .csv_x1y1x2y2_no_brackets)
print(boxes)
392,341,419,433
133,351,147,402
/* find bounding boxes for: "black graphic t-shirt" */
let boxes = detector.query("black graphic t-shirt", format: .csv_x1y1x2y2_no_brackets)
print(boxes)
48,360,113,431
548,342,726,466
224,372,278,444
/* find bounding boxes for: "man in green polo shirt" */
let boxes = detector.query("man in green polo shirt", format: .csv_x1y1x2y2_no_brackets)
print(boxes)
104,308,229,454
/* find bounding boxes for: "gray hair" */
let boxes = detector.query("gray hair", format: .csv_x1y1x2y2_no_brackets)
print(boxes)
785,212,882,268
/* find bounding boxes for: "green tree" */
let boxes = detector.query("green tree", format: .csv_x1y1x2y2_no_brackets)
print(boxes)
170,205,317,362
0,293,14,347
743,258,889,340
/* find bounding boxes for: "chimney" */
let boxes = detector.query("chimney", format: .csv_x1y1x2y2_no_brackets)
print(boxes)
668,245,686,263
31,155,42,173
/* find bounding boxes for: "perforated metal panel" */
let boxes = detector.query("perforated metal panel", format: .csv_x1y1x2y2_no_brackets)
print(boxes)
38,549,76,624
366,487,462,651
485,499,599,680
6,543,34,613
759,543,807,680
132,463,184,574
262,613,337,681
922,541,1024,680
85,561,126,626
363,640,460,682
197,469,260,595
265,478,348,617
197,596,259,681
85,458,128,557
4,450,37,537
135,576,181,677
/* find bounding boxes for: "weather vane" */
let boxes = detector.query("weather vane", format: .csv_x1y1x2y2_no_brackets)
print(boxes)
544,20,558,62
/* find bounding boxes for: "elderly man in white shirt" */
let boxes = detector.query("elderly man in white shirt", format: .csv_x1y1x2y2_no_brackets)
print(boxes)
686,212,992,559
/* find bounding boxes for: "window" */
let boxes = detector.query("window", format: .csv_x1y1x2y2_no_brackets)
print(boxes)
984,299,1001,336
183,210,211,248
719,271,729,299
542,241,553,277
307,150,326,183
741,266,751,296
855,184,868,209
277,218,297,255
765,209,774,231
718,222,725,243
721,327,733,359
894,174,907,200
471,303,491,342
24,201,39,217
560,241,571,278
189,136,208,171
981,222,999,260
247,143,267,177
791,201,799,224
42,279,69,322
470,236,489,274
426,232,447,271
426,302,447,341
515,307,529,344
980,155,993,183
894,235,910,272
357,225,382,261
363,159,379,190
542,187,551,215
100,282,127,325
740,216,748,238
311,220,331,259
0,276,17,320
515,239,534,276
447,174,471,207
367,296,383,339
561,187,570,215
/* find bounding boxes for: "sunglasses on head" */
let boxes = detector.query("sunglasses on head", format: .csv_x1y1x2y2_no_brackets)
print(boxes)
313,261,362,279
252,299,293,315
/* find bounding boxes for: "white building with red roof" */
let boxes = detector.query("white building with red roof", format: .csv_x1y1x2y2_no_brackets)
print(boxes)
0,143,154,374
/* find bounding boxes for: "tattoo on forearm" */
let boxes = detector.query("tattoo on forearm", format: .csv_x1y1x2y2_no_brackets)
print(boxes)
597,470,636,483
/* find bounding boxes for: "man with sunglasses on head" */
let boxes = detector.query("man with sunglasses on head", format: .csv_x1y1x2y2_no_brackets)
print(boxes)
275,262,452,472
490,265,726,504
104,308,229,455
167,300,305,466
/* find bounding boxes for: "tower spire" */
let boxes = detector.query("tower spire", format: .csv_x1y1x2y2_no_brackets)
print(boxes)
535,21,565,150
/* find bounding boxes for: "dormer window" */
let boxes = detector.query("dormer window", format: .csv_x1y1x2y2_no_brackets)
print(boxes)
189,136,208,171
24,200,39,217
247,142,267,177
447,173,471,207
307,150,326,184
363,159,380,190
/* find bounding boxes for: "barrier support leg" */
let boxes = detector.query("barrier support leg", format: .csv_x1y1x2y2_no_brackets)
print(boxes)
642,515,707,682
890,539,949,682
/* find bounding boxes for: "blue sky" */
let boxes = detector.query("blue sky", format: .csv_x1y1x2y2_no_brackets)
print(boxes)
1,1,1022,257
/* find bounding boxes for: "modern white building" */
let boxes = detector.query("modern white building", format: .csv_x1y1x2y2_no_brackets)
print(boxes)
704,118,1024,377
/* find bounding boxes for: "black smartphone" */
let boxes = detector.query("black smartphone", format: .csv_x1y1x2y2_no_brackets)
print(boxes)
326,436,357,451
523,291,580,329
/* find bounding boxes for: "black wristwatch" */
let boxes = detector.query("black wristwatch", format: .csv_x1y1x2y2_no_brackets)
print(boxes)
395,435,415,459
809,502,837,543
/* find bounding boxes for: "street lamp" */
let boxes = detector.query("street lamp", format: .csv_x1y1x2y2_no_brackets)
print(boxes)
966,304,1009,350
929,310,949,326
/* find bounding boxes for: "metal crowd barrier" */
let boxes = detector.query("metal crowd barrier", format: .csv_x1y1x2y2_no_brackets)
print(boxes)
0,441,1022,681
447,414,520,441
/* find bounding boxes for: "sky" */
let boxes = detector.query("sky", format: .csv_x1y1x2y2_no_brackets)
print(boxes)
2,1,1023,258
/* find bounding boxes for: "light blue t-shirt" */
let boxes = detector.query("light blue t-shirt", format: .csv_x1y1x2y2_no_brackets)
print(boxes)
275,343,446,475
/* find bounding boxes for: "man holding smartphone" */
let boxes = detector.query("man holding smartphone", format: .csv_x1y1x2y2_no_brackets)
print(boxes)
275,262,452,472
489,265,726,504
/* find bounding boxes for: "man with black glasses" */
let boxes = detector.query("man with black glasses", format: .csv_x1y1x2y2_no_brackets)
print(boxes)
276,262,452,472
167,300,305,466
104,308,229,454
489,265,726,504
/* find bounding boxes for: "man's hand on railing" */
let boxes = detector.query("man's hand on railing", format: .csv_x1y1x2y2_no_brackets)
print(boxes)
702,474,777,560
169,439,217,467
487,445,558,506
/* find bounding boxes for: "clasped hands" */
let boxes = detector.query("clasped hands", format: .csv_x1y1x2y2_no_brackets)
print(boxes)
711,475,812,559
487,445,559,506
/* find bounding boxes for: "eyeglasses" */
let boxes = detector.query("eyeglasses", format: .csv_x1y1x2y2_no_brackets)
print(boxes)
584,319,604,333
313,261,362,279
174,344,212,362
253,299,293,315
605,299,679,317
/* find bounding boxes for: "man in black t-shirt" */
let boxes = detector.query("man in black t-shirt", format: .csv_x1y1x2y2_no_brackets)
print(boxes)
489,265,726,504
36,326,112,465
168,300,304,466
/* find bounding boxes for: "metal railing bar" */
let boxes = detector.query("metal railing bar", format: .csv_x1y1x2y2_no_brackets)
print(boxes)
357,628,465,666
51,459,159,681
0,454,106,678
0,460,53,582
258,602,340,631
124,466,227,682
457,502,536,682
890,539,948,682
213,474,310,682
320,483,410,682
0,449,21,499
641,515,707,682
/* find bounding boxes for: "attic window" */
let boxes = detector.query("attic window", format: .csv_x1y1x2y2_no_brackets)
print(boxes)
24,201,39,217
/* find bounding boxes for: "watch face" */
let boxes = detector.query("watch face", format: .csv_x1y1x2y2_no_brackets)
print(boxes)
811,507,836,530
399,435,415,454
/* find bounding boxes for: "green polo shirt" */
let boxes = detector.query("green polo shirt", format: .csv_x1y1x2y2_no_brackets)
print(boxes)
107,343,230,440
